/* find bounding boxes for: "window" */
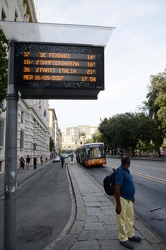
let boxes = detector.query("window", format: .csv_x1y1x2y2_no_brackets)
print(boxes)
0,118,5,147
14,10,18,21
20,129,24,149
33,143,36,150
0,102,3,110
21,111,23,123
1,8,7,20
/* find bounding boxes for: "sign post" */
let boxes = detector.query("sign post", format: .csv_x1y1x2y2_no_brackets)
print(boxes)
4,41,18,250
0,21,114,250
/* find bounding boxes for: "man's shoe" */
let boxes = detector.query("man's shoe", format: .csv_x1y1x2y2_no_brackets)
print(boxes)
120,240,134,249
129,236,142,242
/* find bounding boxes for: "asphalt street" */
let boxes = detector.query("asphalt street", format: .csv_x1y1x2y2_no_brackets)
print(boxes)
0,158,72,250
0,156,166,250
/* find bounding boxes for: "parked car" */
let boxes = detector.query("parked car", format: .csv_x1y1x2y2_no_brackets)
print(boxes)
53,156,60,163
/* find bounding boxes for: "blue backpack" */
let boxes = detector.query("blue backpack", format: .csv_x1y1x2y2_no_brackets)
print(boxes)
103,168,124,196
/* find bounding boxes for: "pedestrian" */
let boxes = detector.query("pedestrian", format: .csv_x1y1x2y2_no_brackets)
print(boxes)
26,155,30,169
33,157,37,170
45,155,48,162
70,154,74,162
114,156,141,249
19,157,25,171
40,156,43,165
60,155,65,168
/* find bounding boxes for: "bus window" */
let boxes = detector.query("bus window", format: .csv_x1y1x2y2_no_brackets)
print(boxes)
86,148,89,155
90,147,101,158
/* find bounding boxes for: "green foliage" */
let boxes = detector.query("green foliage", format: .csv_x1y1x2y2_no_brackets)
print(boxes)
141,69,166,149
0,29,8,103
152,70,166,128
99,112,154,156
83,130,105,146
92,130,103,142
49,137,55,152
99,69,166,155
84,138,93,144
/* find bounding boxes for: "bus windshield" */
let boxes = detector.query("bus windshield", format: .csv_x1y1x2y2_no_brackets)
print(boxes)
86,145,105,159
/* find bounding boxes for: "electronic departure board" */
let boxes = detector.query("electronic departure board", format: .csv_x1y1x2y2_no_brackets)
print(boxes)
14,42,104,100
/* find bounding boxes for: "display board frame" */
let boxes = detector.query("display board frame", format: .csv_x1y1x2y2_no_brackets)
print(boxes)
14,42,104,99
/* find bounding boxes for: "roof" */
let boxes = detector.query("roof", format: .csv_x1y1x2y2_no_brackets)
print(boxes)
0,21,114,46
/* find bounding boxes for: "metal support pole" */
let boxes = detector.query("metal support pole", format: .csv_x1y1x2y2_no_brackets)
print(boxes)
4,41,18,250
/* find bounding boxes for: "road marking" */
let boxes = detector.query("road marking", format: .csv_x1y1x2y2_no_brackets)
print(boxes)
131,171,166,184
149,166,165,171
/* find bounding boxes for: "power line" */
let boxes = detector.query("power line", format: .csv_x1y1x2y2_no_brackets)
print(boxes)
107,50,166,113
135,50,166,84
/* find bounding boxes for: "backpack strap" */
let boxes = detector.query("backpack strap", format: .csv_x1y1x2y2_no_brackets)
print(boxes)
116,167,125,182
117,167,124,174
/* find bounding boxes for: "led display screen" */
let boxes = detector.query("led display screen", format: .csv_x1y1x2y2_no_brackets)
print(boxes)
14,42,104,92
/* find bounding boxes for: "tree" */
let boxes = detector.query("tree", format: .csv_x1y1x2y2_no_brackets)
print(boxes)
49,137,55,152
98,118,113,152
84,138,93,144
140,70,166,151
92,130,103,143
0,29,8,104
152,70,166,129
98,112,155,156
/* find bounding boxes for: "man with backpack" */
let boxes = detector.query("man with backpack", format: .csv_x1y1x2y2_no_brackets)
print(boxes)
114,156,141,249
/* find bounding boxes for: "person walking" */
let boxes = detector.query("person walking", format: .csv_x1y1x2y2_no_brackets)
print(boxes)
40,156,43,165
114,156,141,249
19,157,25,171
60,155,65,168
26,155,30,169
33,157,37,170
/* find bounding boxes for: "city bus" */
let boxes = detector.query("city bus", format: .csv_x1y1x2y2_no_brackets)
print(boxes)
75,142,106,167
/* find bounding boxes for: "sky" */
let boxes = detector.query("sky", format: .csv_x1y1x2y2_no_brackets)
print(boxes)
35,0,166,132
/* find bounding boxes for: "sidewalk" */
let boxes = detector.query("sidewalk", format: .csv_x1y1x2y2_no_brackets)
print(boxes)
49,161,166,250
0,160,52,197
1,160,166,250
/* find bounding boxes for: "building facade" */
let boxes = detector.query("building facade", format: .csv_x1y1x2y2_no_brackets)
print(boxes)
0,0,52,173
0,0,37,22
48,107,61,154
62,125,98,150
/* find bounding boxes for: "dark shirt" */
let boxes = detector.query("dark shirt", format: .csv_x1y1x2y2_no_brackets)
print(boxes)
115,165,135,201
33,158,37,165
61,156,64,162
20,160,24,167
26,157,30,163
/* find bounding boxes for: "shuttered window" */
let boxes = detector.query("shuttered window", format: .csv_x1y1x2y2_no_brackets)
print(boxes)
20,129,24,149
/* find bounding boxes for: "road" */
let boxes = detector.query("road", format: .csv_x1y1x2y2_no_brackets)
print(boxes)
0,158,72,250
80,157,166,244
0,157,165,248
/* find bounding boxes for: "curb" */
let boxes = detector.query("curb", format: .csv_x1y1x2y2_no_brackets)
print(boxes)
61,162,166,250
47,162,85,250
44,164,77,250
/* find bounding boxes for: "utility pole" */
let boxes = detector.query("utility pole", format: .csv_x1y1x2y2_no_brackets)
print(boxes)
4,41,18,250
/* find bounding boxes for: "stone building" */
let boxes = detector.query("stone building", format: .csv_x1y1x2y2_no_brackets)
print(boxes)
62,125,98,151
0,0,51,172
48,107,61,154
